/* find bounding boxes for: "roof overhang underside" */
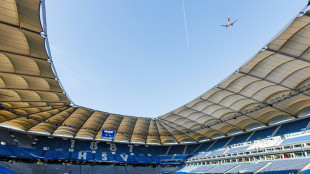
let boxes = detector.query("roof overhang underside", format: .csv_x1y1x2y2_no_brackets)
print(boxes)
0,0,310,145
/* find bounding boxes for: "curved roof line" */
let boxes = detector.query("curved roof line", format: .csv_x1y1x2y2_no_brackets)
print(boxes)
0,1,310,144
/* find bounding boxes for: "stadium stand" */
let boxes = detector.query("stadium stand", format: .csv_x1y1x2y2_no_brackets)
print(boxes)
168,145,185,155
193,141,214,153
0,130,17,146
226,132,251,146
187,165,217,174
256,158,310,174
225,145,249,154
275,118,310,136
207,148,228,156
44,149,70,160
0,161,182,174
248,126,277,141
185,144,200,155
280,133,310,145
11,132,35,148
174,166,199,174
204,163,239,174
226,162,268,174
2,0,310,173
207,137,230,151
0,166,17,174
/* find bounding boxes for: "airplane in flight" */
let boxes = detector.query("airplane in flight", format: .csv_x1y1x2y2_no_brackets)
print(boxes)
221,17,238,29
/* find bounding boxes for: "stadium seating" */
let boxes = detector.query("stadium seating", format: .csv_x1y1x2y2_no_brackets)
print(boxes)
168,145,185,155
7,145,34,159
191,152,208,159
11,132,34,148
204,163,238,174
257,158,310,174
248,126,277,141
174,155,188,160
0,145,14,157
0,166,17,174
1,117,310,169
185,144,200,154
226,132,251,146
248,137,282,150
188,165,217,174
174,166,199,174
275,118,310,136
44,149,70,160
207,137,230,151
225,145,249,154
207,148,228,156
0,129,17,145
280,134,310,145
225,162,268,174
0,161,181,174
134,155,153,163
194,141,214,153
71,151,94,161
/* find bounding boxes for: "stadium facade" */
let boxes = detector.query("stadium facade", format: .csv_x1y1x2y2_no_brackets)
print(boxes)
1,0,310,173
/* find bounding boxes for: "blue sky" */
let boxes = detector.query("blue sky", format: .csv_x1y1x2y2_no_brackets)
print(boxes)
46,0,307,117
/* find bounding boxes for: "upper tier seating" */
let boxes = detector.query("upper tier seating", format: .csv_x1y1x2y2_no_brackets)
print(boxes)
227,132,251,146
207,148,228,156
225,145,249,154
275,118,310,136
11,132,34,148
168,145,185,155
191,152,208,159
185,144,200,155
0,129,17,145
248,137,282,150
280,134,310,145
194,141,214,153
249,126,277,141
207,137,230,151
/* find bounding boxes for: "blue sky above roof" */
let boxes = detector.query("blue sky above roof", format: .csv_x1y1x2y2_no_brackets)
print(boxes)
46,0,307,117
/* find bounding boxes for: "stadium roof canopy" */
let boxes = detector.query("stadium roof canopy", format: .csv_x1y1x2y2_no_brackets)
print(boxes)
1,0,310,145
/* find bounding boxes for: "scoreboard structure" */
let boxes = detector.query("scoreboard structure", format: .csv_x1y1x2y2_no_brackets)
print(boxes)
101,129,116,140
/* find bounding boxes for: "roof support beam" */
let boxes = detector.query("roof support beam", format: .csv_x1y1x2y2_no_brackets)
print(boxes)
0,50,48,61
158,120,197,143
238,71,310,117
72,110,95,138
0,71,55,80
163,113,227,136
0,21,41,35
0,101,69,104
155,121,178,143
266,48,310,64
127,118,138,143
184,106,246,131
158,118,209,140
238,71,310,98
0,87,65,94
50,107,78,135
197,98,267,125
216,87,297,119
0,106,66,126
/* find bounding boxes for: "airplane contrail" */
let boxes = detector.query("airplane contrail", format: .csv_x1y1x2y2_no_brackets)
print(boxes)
181,0,190,48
